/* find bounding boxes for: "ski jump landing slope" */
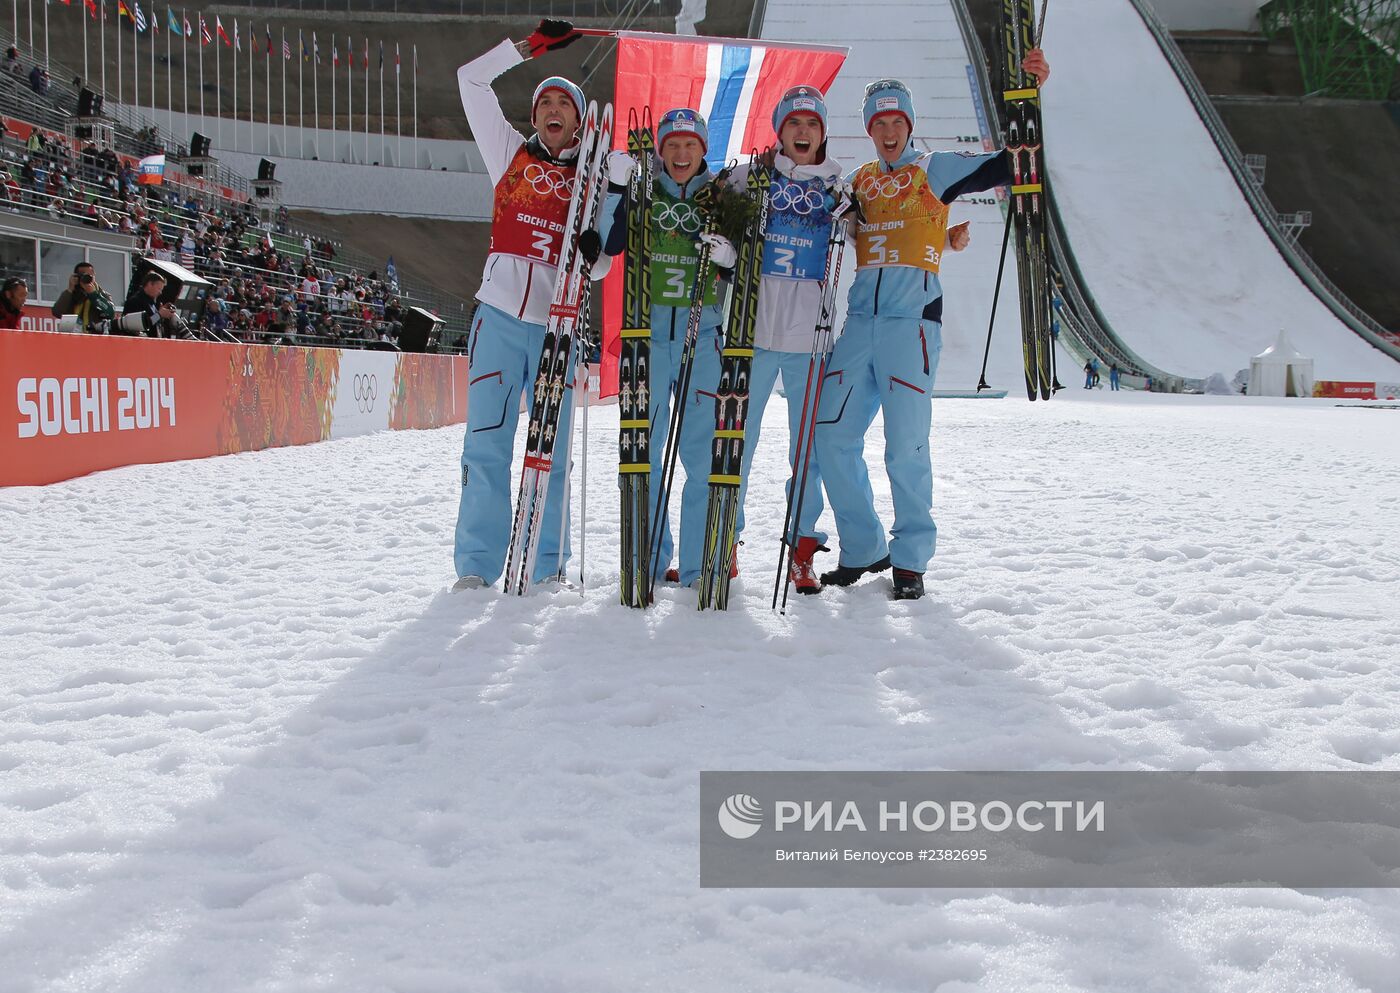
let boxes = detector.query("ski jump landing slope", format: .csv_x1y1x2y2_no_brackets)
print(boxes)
759,0,1072,394
1041,0,1400,382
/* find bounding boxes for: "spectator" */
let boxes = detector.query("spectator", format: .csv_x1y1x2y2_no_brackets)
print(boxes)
27,65,50,97
4,47,23,78
1109,364,1121,391
0,277,27,330
51,261,116,333
121,270,182,338
202,296,230,337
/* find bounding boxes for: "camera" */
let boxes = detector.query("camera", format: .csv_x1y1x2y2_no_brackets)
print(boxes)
79,274,94,285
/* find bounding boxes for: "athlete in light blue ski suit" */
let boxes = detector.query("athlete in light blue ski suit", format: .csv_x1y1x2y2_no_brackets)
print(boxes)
452,29,605,588
600,109,727,588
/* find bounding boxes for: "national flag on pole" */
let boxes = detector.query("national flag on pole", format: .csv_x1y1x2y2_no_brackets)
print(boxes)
265,25,272,55
395,42,400,75
283,38,291,60
133,2,146,32
117,1,131,20
167,8,180,34
200,16,211,44
151,11,158,35
138,153,166,185
332,42,339,67
599,32,847,398
84,0,97,17
301,34,309,61
183,12,191,36
313,32,320,64
215,15,229,46
378,40,384,70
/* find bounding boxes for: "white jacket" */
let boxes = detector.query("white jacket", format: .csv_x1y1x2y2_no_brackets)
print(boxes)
730,150,845,353
457,41,609,327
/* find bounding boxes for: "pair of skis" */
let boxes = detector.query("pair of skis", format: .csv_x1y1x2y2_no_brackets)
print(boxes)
502,100,613,596
619,111,655,608
1001,0,1059,401
696,156,772,611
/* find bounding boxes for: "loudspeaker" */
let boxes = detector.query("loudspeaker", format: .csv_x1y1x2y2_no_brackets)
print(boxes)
399,307,443,354
189,132,211,158
76,88,103,117
257,158,277,182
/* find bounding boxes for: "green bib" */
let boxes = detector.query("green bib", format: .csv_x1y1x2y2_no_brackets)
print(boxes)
649,186,717,308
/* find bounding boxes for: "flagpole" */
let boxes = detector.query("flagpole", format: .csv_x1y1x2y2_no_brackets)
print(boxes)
281,28,286,156
346,37,352,163
214,23,220,149
265,26,271,155
295,30,301,157
182,9,188,123
363,37,368,164
395,43,400,165
330,35,336,163
83,1,89,83
231,21,236,152
132,6,137,125
150,13,155,130
378,41,384,164
27,0,32,51
115,2,120,107
413,44,418,169
41,0,47,69
312,31,319,159
100,3,105,100
247,26,253,142
198,16,203,136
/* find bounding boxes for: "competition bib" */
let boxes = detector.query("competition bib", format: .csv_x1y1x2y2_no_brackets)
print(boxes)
650,188,717,308
761,175,830,280
487,145,576,268
851,160,949,274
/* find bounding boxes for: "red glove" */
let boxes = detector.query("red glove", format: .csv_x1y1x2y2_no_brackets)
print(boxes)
524,19,582,59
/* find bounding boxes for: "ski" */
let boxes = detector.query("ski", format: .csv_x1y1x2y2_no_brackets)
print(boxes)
1001,0,1055,401
697,154,771,611
502,100,614,595
619,110,655,608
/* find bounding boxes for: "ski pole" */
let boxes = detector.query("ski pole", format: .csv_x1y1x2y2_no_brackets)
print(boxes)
976,206,1015,393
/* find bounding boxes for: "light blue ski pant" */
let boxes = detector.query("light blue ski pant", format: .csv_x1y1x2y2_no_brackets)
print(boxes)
648,323,722,587
736,347,828,546
814,314,943,573
454,302,575,585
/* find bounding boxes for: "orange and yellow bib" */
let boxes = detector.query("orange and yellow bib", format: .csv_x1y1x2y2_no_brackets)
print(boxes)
487,145,576,268
850,160,949,274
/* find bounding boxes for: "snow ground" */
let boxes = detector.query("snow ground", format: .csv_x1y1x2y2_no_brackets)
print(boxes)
3,395,1400,992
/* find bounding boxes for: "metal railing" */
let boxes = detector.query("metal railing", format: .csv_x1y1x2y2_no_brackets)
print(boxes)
1128,0,1400,360
216,0,681,15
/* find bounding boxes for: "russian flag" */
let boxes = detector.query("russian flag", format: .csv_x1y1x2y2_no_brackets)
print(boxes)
597,33,847,397
137,154,166,186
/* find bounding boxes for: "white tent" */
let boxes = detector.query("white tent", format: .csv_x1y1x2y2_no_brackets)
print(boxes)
1247,332,1315,397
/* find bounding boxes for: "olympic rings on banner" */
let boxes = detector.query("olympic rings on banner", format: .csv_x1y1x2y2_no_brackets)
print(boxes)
353,373,378,413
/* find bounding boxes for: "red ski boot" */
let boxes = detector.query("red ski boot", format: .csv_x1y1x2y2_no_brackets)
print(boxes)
789,537,825,595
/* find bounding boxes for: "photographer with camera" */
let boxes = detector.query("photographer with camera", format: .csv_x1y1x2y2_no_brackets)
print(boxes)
119,270,185,338
51,262,115,333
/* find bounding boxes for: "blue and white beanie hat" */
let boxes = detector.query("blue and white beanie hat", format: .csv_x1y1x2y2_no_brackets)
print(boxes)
772,85,829,138
862,78,915,133
531,76,585,121
656,108,709,154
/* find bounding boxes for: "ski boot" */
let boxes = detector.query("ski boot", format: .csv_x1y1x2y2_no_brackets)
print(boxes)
452,575,490,592
789,537,826,595
820,555,891,588
891,568,925,601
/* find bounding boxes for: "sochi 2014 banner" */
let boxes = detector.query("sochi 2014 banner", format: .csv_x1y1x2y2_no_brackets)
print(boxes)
1,333,468,487
598,33,848,397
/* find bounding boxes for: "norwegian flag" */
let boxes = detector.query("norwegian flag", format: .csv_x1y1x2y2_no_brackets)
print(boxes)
199,16,212,45
597,32,847,397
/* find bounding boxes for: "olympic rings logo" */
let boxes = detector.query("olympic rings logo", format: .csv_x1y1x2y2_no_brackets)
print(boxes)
856,170,914,200
769,181,827,216
353,373,378,413
523,163,573,202
652,200,703,234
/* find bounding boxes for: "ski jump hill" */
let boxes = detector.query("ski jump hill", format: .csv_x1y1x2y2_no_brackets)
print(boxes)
758,0,1400,389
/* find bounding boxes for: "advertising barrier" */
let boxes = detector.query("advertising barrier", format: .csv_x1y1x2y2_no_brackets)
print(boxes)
2,332,468,486
1312,380,1400,400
